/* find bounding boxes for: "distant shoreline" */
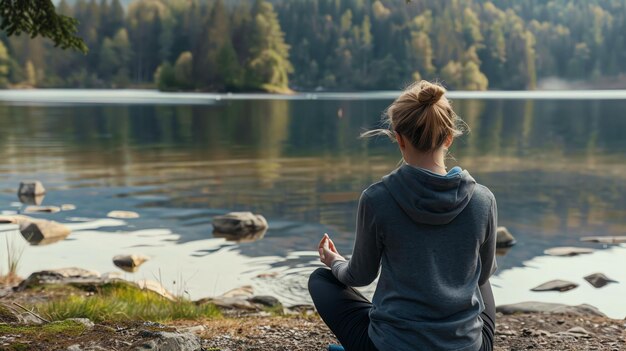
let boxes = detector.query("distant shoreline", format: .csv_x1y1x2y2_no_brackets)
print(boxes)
2,88,626,105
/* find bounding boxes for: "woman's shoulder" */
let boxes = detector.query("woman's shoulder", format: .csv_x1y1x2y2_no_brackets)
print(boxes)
472,183,496,207
361,181,391,203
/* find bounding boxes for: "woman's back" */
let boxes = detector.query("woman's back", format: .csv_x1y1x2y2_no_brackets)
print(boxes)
362,164,497,350
310,80,497,351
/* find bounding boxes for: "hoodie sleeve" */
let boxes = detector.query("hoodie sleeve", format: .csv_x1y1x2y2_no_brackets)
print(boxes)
478,196,498,286
331,192,382,287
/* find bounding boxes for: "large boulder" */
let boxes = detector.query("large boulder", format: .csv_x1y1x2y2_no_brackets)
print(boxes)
496,226,517,248
212,212,268,241
496,301,606,317
18,217,71,245
113,254,150,273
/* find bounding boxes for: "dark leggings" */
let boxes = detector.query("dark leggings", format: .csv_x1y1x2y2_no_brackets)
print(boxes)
308,268,495,351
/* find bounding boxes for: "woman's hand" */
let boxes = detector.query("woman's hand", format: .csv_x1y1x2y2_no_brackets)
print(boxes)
318,233,346,268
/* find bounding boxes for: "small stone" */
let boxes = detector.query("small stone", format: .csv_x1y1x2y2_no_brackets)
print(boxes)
18,181,46,196
219,285,254,299
134,331,201,351
567,326,594,338
256,272,279,279
544,247,594,257
580,236,626,244
249,295,282,308
531,280,578,292
19,217,71,245
113,254,150,273
496,226,517,248
584,273,617,288
177,325,206,334
107,210,140,219
23,205,61,214
136,279,175,300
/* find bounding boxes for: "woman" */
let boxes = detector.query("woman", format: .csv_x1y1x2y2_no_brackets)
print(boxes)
308,81,497,351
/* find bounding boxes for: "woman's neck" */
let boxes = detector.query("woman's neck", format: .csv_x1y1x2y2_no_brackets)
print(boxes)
404,151,447,175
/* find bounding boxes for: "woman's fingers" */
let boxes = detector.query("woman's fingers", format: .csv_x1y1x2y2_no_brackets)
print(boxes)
328,238,338,253
318,235,327,250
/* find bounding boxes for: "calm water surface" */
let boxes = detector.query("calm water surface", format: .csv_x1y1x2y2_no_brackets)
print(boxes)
0,90,625,317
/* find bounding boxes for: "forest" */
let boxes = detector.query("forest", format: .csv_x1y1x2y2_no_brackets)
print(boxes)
0,0,624,92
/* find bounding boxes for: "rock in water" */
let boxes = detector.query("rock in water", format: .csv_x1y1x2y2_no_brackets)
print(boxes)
17,181,46,205
23,206,61,214
212,212,268,239
496,301,606,317
107,210,140,219
544,246,594,257
531,279,578,292
496,226,517,248
19,218,71,245
584,273,617,288
580,236,626,244
213,227,267,243
113,254,150,273
18,181,46,196
61,204,76,211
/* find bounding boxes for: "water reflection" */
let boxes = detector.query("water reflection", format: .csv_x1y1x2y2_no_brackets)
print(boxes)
1,95,626,313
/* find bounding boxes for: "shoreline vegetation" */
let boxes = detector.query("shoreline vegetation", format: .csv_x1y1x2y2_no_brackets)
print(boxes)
0,269,625,351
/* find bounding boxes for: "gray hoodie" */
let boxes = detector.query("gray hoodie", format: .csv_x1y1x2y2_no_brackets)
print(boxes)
331,164,497,351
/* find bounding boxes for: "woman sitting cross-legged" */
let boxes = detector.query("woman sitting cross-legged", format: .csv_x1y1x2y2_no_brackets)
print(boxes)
308,80,497,351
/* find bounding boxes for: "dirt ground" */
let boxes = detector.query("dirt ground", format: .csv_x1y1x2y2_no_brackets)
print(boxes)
1,312,625,350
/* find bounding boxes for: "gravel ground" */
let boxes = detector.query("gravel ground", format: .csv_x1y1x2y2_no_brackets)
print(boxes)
1,313,625,350
173,312,626,351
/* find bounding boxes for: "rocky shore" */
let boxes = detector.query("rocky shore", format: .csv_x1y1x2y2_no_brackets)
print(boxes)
1,269,625,351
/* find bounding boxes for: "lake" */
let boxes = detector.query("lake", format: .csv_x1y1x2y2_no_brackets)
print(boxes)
0,90,625,318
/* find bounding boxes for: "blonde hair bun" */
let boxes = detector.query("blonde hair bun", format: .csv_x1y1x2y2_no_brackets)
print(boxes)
417,81,446,106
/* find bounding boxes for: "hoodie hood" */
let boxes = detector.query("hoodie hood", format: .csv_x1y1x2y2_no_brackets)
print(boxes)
382,164,476,225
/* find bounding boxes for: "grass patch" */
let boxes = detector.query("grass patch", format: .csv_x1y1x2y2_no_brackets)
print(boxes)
0,234,24,286
0,320,86,337
34,281,221,323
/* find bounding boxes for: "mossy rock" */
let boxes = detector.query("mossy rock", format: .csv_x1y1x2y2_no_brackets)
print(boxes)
0,303,19,323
